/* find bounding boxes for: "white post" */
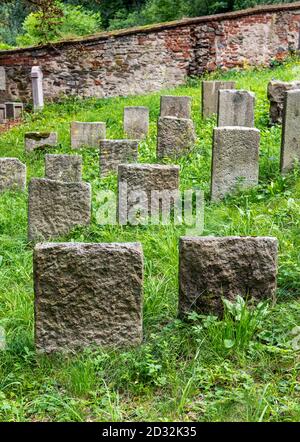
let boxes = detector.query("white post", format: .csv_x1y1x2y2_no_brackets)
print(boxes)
31,66,44,111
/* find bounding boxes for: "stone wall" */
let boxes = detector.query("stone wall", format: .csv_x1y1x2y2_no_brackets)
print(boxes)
0,2,300,102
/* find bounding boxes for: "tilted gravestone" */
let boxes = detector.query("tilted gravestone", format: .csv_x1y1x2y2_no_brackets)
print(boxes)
179,236,278,317
31,66,44,112
0,104,6,123
123,107,149,139
160,96,192,119
45,154,82,182
5,102,23,120
118,164,180,225
0,158,26,192
280,90,300,174
34,242,144,353
99,139,139,178
25,132,58,152
202,81,236,118
157,116,196,159
28,178,91,241
71,121,106,149
211,126,260,201
0,67,5,91
218,90,255,127
268,80,300,125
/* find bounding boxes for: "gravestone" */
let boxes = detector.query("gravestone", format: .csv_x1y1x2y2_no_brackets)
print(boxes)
123,107,149,139
31,66,44,112
45,154,82,182
0,67,5,91
5,102,23,120
218,90,255,127
268,80,300,124
25,132,58,152
211,127,260,201
71,122,106,149
0,104,6,123
179,236,278,317
0,158,26,192
281,90,300,173
34,242,144,353
100,139,138,178
202,81,236,118
118,164,180,225
160,96,192,119
157,116,196,159
28,178,91,241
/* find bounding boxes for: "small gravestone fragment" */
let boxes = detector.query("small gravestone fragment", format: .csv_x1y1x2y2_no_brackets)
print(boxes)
71,121,106,149
157,116,196,159
28,178,91,241
160,96,192,119
5,102,23,120
34,242,144,353
100,139,138,178
31,66,44,112
25,132,58,152
0,67,6,91
123,107,149,139
202,81,236,118
0,158,26,192
268,80,300,124
218,90,255,127
0,104,6,123
280,90,300,174
45,154,82,182
179,236,278,317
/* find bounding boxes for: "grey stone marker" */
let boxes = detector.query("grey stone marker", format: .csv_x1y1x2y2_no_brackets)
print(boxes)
160,96,192,119
211,127,260,201
5,102,23,120
28,178,91,241
71,121,106,149
118,164,180,224
0,104,6,123
124,107,149,139
45,154,82,182
268,80,300,124
281,90,300,173
34,242,144,353
25,132,58,152
179,236,278,317
0,67,6,91
31,66,44,112
100,139,138,178
202,80,236,118
218,90,255,127
157,116,196,159
0,158,26,192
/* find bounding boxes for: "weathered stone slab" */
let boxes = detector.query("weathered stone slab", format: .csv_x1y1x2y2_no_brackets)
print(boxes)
123,107,149,139
0,158,26,192
211,127,260,201
202,81,236,118
45,154,82,182
5,102,23,120
71,121,106,149
31,66,44,112
100,139,138,178
0,104,6,123
28,178,91,241
179,236,278,317
34,242,144,353
160,95,192,119
268,80,300,125
218,90,255,127
281,90,300,173
118,164,180,224
157,116,196,159
25,132,58,152
0,67,5,91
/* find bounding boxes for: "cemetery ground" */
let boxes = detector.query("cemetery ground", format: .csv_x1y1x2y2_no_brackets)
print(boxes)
0,58,300,422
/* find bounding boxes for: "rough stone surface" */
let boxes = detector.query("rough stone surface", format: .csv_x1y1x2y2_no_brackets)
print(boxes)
160,95,192,119
5,102,23,119
0,158,26,192
31,66,44,112
0,104,6,123
179,236,278,316
218,90,255,127
25,132,58,152
0,66,5,91
268,80,300,124
45,154,82,182
71,121,106,149
123,107,149,139
202,80,236,118
118,164,180,224
28,178,91,241
211,127,260,201
34,242,144,353
157,116,196,159
280,89,300,173
100,139,138,178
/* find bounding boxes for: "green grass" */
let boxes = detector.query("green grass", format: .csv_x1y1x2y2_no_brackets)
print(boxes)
0,58,300,422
